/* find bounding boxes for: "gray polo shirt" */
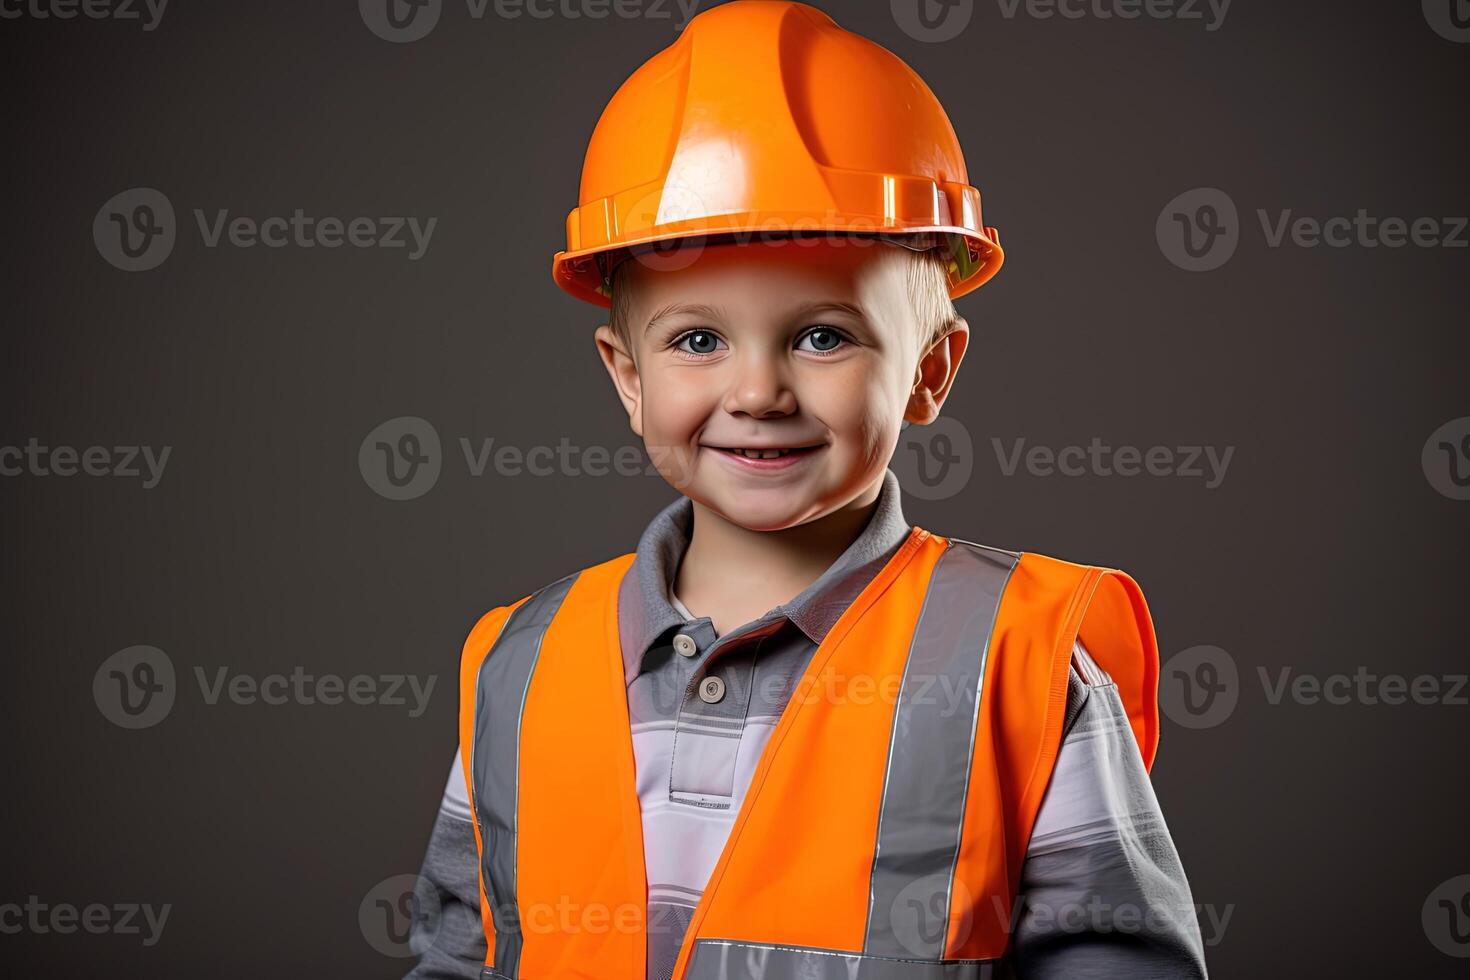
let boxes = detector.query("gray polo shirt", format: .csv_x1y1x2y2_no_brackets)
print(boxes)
406,470,1208,980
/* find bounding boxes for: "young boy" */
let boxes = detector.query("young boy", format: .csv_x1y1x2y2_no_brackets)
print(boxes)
407,3,1206,978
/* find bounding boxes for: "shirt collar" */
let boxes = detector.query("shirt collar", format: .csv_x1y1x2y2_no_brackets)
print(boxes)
616,468,912,685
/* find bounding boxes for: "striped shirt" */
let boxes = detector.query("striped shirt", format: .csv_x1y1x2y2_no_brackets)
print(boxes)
406,469,1208,979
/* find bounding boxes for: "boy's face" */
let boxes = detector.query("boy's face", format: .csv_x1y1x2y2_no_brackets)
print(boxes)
595,239,968,532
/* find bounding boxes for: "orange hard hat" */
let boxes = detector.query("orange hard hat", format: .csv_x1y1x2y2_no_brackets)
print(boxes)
551,0,1004,308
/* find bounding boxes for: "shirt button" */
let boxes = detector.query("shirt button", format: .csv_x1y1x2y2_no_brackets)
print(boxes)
698,676,726,704
672,633,698,658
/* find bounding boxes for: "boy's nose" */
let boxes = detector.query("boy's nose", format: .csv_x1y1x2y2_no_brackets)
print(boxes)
722,358,797,419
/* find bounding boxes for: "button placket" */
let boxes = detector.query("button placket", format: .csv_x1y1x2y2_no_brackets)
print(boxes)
667,641,759,805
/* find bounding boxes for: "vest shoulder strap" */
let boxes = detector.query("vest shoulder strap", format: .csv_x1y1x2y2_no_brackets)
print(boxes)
454,554,636,972
1002,546,1161,771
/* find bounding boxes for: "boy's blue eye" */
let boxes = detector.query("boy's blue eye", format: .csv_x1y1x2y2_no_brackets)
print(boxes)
797,327,844,353
678,330,721,354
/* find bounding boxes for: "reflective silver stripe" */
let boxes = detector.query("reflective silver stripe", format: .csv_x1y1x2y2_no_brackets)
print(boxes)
864,542,1018,960
687,939,998,979
471,573,578,979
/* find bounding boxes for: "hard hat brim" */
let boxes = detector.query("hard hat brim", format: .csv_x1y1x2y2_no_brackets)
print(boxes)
551,213,1003,310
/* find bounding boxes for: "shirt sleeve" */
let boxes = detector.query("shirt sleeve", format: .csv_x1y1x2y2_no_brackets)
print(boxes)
403,750,488,980
1008,641,1209,979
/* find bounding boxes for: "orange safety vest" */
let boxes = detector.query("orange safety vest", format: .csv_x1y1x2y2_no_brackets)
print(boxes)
457,527,1160,979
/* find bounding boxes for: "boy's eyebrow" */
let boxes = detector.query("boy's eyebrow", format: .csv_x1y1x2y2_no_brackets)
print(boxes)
789,300,870,322
644,302,725,335
641,299,871,336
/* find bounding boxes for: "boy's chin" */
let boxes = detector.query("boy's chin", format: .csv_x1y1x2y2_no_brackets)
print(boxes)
684,484,836,534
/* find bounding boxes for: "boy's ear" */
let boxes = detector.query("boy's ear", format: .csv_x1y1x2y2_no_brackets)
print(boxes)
594,324,644,438
905,315,970,426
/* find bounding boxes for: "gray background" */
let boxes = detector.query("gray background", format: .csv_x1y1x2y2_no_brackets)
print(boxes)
3,0,1468,976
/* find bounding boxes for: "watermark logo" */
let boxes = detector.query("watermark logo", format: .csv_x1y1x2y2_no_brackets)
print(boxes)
360,874,441,958
1258,209,1467,249
1422,416,1470,501
358,419,704,496
1423,0,1470,43
360,416,443,500
1259,666,1467,708
1159,645,1238,730
0,897,171,947
360,420,1230,500
893,423,1235,499
0,439,172,488
93,647,438,727
1424,874,1470,957
993,0,1230,31
0,0,169,30
1159,188,1468,270
892,416,974,500
896,0,1230,39
360,0,443,42
93,645,176,730
618,182,714,279
1157,187,1239,272
1000,895,1233,947
361,0,703,41
992,437,1234,489
94,189,437,269
94,188,176,272
891,0,975,43
1163,647,1469,730
889,875,973,955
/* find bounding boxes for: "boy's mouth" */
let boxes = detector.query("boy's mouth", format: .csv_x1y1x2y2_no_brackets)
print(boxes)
706,444,824,462
723,449,817,461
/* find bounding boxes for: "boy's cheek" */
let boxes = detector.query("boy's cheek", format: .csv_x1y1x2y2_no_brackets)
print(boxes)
644,443,700,491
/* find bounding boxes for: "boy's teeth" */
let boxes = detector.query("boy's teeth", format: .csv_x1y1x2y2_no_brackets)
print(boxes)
734,448,790,459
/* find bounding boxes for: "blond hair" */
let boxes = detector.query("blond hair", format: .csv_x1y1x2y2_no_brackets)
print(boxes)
606,240,959,355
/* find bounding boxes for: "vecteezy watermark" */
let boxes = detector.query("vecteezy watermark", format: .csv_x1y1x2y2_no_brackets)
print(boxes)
360,875,441,958
359,0,705,42
1423,0,1470,43
1257,209,1469,250
0,439,171,489
891,0,1229,43
93,646,177,729
1000,895,1233,949
358,416,696,501
0,896,171,947
885,882,1233,956
891,416,974,501
1422,416,1470,501
1424,874,1470,958
193,666,436,717
93,188,437,271
1156,188,1239,272
1259,666,1468,708
0,0,168,30
461,437,687,482
895,419,1236,499
1159,645,1240,730
889,0,975,43
1160,645,1470,730
992,437,1234,489
362,417,1232,502
643,667,982,718
359,416,444,501
92,646,438,729
498,897,647,936
1158,187,1469,271
991,0,1230,30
